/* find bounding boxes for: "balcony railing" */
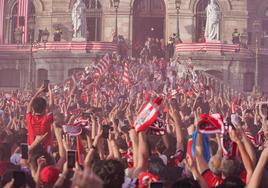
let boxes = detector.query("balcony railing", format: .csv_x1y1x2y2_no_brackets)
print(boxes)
175,42,268,56
0,41,118,53
175,42,240,53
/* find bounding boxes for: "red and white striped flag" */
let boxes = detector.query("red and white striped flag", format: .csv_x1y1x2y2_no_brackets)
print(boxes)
94,54,110,77
123,62,130,85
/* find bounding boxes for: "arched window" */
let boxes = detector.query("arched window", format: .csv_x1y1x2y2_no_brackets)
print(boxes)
0,69,20,87
10,1,36,43
28,1,36,42
11,3,18,44
85,0,102,41
195,0,209,42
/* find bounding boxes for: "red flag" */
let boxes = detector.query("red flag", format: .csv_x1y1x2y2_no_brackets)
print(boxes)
134,97,162,132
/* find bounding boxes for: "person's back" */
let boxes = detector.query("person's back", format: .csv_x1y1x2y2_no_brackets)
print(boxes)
26,85,54,151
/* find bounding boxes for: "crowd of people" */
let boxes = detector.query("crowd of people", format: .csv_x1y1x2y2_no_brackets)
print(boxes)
0,49,268,188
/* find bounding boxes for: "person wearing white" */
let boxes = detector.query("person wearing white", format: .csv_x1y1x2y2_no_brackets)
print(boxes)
205,0,220,41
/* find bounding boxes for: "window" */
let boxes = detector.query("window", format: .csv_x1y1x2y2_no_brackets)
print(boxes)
11,3,18,44
85,0,102,41
10,1,36,43
28,1,36,42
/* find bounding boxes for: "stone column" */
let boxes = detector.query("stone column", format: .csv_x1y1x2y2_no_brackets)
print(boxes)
0,0,5,44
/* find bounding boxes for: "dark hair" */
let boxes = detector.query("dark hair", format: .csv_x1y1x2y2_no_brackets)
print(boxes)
172,178,201,188
148,156,167,180
216,176,245,188
221,159,240,178
92,160,125,188
31,97,47,114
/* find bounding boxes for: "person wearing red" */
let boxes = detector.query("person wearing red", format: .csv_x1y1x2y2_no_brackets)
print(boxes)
26,84,54,152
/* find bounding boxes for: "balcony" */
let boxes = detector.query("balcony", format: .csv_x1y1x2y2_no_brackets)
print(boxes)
0,41,118,53
175,42,268,56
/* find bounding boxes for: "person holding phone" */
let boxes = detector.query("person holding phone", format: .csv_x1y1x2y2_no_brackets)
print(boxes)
26,82,54,152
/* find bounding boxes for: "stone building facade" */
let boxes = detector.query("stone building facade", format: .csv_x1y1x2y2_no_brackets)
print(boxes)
0,0,268,92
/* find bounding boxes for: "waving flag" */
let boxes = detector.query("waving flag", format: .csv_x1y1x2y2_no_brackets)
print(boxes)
134,97,162,132
123,62,130,85
94,54,110,77
198,113,223,134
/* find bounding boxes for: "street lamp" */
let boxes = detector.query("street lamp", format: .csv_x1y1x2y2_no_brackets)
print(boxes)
253,20,261,93
28,16,35,90
113,0,120,38
42,28,50,49
42,28,50,43
175,0,182,43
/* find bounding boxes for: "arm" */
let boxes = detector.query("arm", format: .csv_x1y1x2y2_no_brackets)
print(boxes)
135,132,149,172
48,84,54,113
195,132,209,174
185,155,208,188
247,147,268,188
169,104,183,149
229,129,253,184
84,127,103,167
26,86,45,113
240,130,257,166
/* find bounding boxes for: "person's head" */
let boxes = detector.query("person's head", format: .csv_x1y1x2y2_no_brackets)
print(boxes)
31,97,47,114
216,176,245,188
92,160,125,188
243,109,254,126
39,165,60,187
172,178,201,188
220,158,240,178
148,156,167,180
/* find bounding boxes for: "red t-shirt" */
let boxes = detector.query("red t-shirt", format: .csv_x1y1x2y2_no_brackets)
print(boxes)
202,169,247,188
26,112,53,151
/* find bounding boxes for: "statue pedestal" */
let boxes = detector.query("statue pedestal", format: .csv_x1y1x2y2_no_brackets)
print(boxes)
205,40,221,55
72,37,86,42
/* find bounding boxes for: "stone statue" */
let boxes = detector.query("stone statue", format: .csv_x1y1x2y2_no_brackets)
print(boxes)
205,0,220,41
72,0,87,40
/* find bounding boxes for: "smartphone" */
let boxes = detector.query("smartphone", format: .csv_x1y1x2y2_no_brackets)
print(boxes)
20,143,28,160
43,80,50,92
102,125,111,139
67,150,77,169
12,171,26,188
150,182,164,188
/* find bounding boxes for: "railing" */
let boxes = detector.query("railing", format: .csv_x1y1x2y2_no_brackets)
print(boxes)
0,41,118,53
199,70,245,97
176,42,268,56
175,42,240,53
